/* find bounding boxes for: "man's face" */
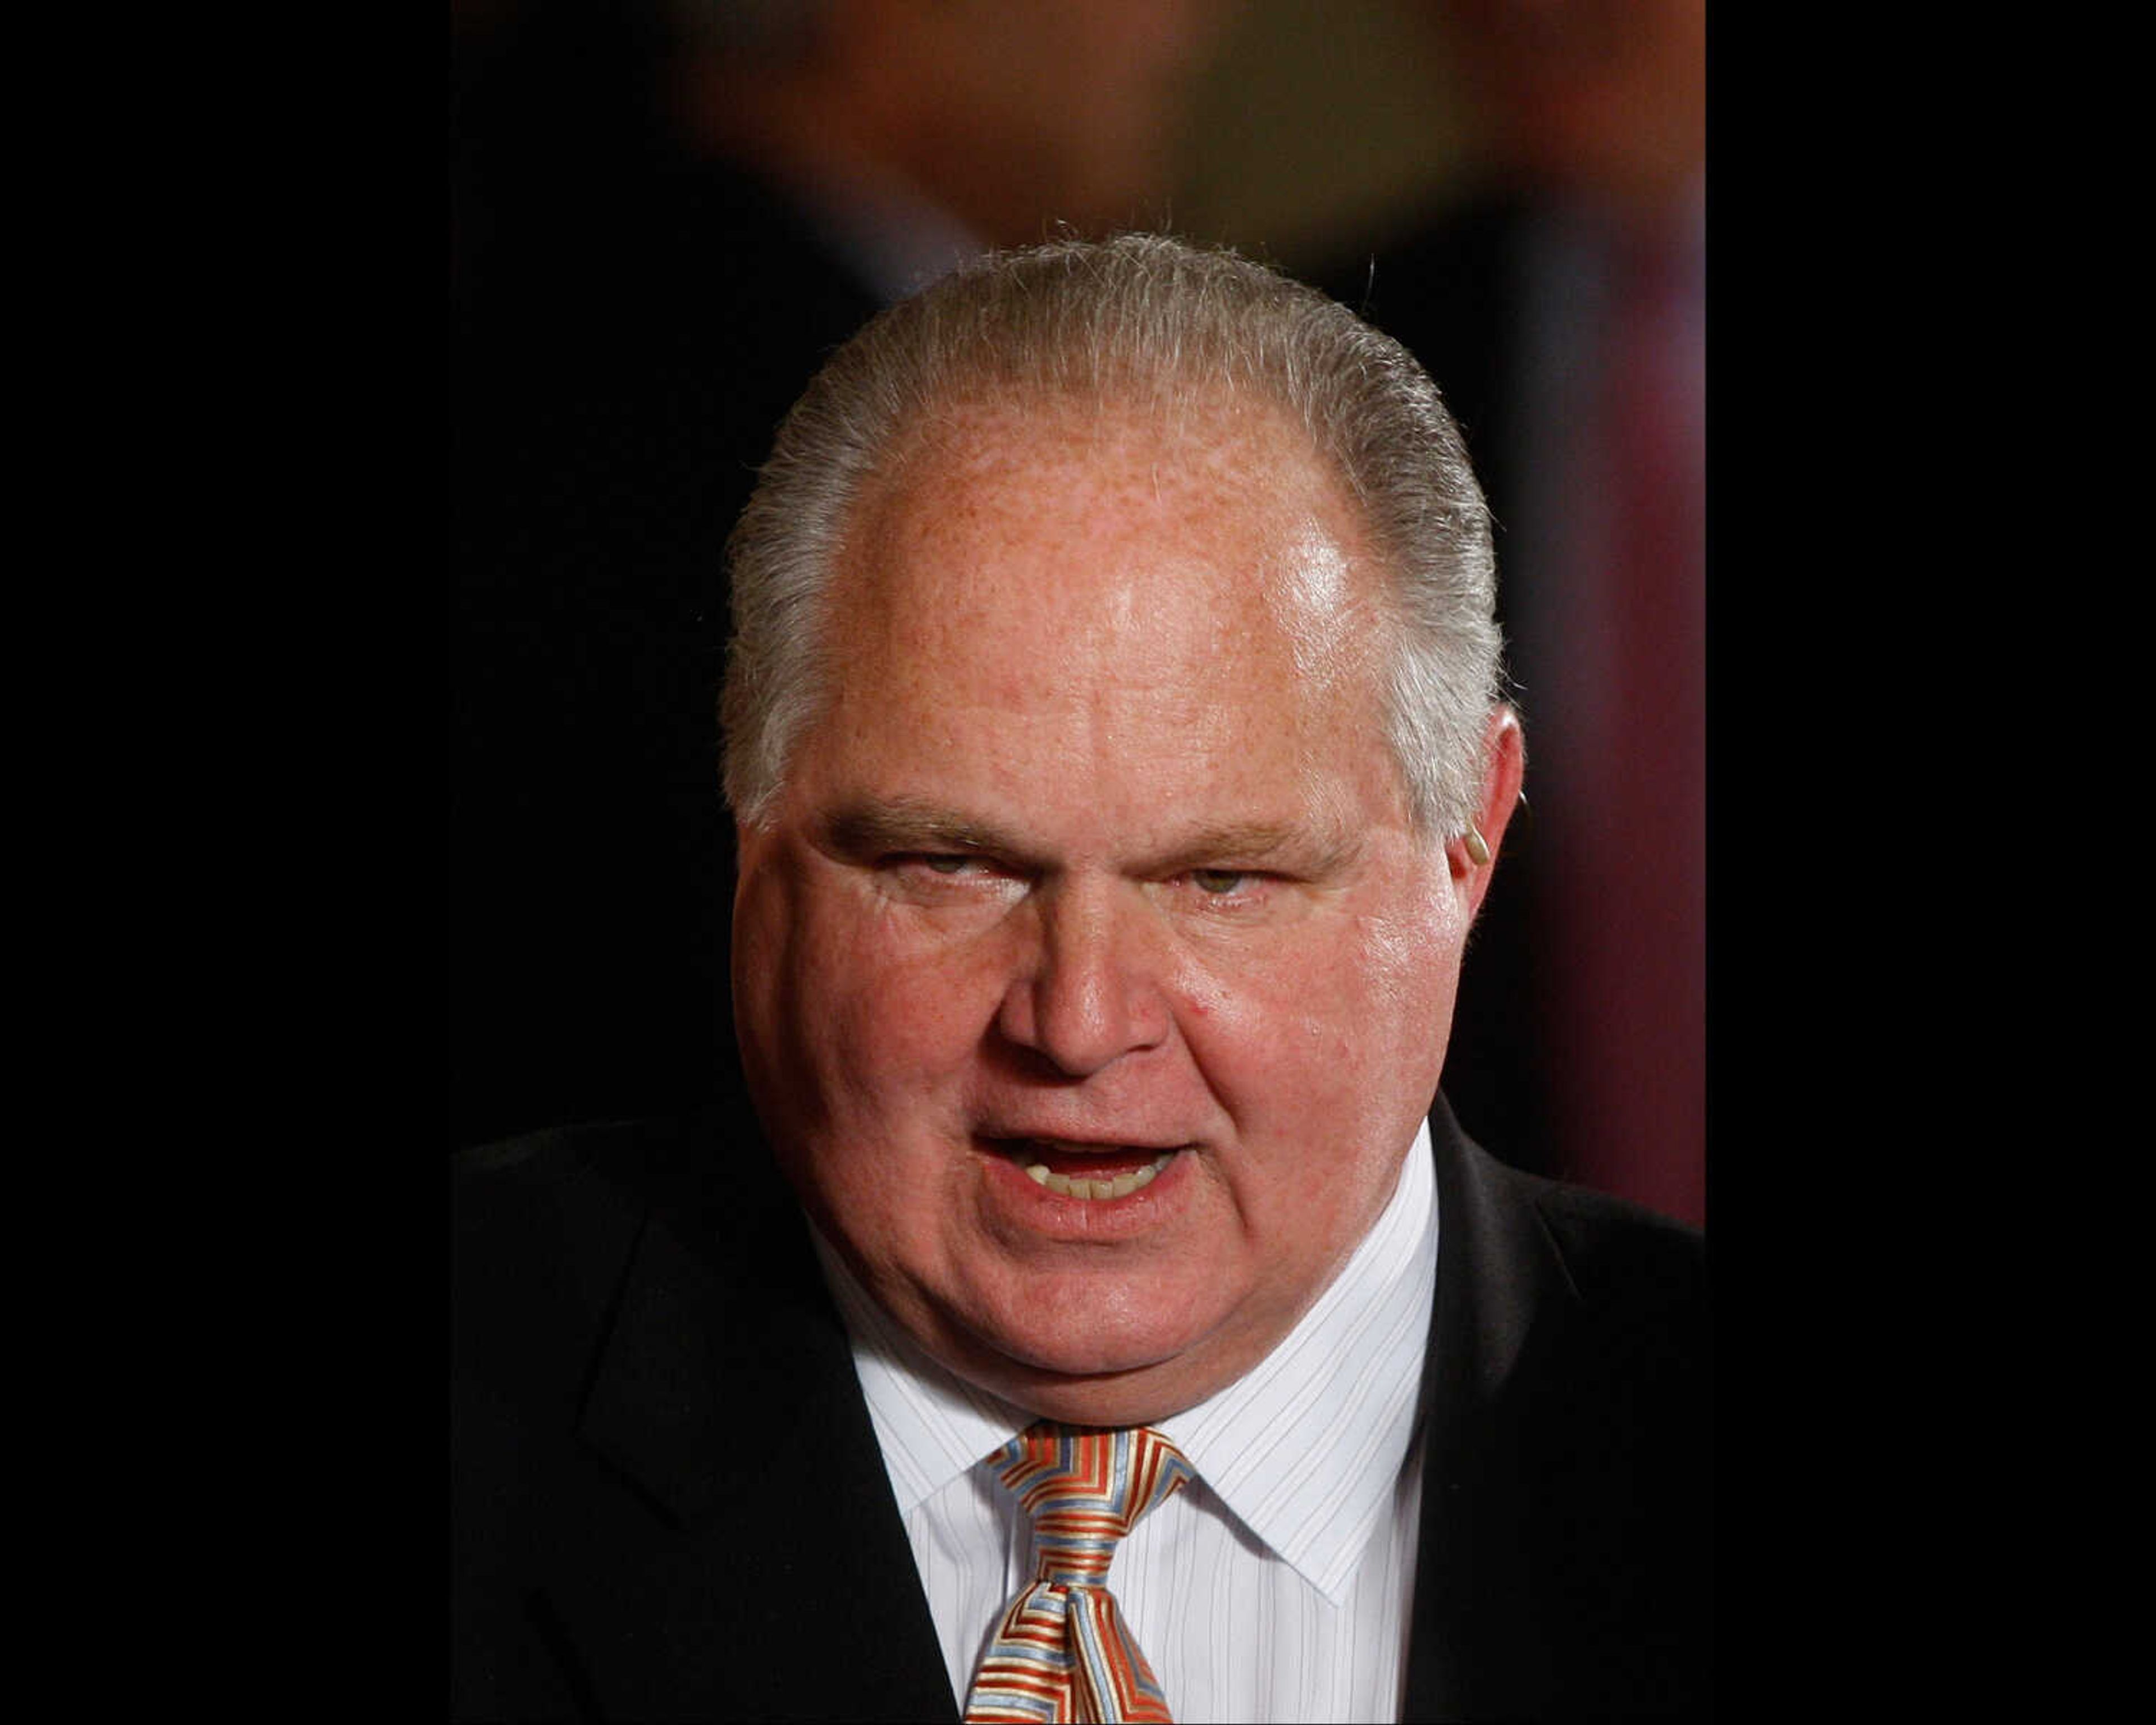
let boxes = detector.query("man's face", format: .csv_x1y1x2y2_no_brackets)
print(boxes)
733,396,1494,1426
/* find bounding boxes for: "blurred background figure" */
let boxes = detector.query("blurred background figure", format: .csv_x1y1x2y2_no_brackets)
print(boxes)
450,1,1228,1148
1312,0,1706,1225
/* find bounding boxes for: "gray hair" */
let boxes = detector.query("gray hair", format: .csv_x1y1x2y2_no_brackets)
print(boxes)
721,232,1506,837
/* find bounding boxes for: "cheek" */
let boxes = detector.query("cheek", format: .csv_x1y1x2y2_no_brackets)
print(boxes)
783,889,1015,1126
1358,893,1467,1049
1179,893,1463,1134
1167,953,1366,1168
1360,900,1468,1124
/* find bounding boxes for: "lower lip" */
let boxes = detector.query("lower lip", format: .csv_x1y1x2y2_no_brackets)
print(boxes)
977,1142,1195,1237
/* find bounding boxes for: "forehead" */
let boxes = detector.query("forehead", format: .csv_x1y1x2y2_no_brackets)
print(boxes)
792,393,1406,838
835,392,1383,685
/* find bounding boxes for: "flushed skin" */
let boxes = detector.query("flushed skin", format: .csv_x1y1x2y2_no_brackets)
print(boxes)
732,394,1521,1427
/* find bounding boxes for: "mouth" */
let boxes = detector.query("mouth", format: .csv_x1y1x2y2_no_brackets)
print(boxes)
985,1137,1186,1202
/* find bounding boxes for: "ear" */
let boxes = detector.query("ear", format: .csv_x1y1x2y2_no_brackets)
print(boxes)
1446,706,1525,919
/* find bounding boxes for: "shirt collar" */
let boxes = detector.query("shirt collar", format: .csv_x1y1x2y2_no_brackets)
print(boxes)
810,1227,1033,1513
1158,1120,1437,1600
815,1119,1439,1603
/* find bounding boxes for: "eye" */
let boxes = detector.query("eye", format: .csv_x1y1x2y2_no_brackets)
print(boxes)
1189,869,1249,896
884,851,1015,890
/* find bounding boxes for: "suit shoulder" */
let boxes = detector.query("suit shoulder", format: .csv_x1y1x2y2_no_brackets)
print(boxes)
452,1110,742,1261
1527,1178,1708,1307
451,1113,740,1411
1513,1181,1712,1461
452,1108,806,1406
454,1112,679,1204
1450,1139,1710,1396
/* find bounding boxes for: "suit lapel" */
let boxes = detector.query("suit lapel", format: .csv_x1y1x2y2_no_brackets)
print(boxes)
546,1114,958,1721
1400,1101,1712,1721
1402,1101,1577,1722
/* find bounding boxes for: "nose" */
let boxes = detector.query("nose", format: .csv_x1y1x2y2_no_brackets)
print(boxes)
995,879,1171,1076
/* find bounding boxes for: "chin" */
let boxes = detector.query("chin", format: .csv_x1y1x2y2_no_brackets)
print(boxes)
948,1294,1240,1422
970,1305,1191,1379
982,1346,1237,1430
999,1330,1186,1381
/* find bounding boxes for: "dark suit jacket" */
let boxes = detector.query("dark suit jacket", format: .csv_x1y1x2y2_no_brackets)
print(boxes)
451,1097,1710,1721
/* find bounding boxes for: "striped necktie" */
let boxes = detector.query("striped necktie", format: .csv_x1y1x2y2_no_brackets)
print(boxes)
963,1423,1195,1723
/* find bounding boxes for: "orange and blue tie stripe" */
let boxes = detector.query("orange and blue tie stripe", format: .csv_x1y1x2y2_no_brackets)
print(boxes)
963,1423,1195,1724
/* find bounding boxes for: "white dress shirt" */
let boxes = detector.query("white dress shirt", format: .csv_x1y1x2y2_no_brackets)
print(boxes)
813,1120,1440,1722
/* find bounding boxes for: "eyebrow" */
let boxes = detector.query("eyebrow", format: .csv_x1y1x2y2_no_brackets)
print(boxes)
818,796,1364,879
1149,820,1362,878
820,797,1034,864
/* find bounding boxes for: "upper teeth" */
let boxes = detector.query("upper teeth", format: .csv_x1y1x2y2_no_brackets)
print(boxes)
1024,1152,1175,1201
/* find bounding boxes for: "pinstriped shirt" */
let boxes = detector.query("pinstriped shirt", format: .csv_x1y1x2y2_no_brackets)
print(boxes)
814,1120,1438,1722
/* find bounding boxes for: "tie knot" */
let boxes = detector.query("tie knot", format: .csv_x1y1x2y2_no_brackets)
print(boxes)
991,1423,1194,1589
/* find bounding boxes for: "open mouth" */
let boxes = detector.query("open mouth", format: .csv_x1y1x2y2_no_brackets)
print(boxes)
989,1138,1184,1201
